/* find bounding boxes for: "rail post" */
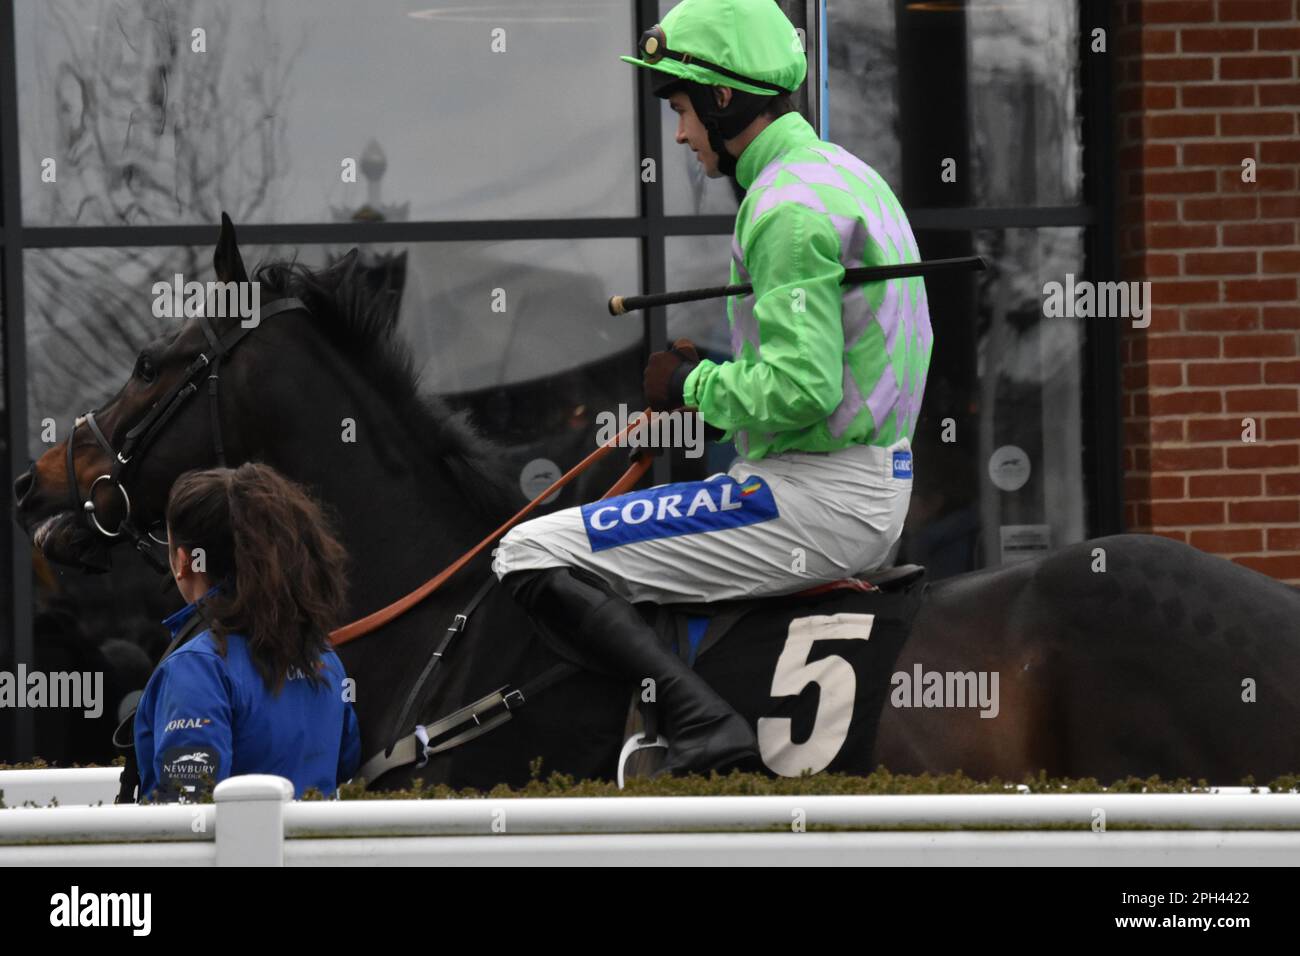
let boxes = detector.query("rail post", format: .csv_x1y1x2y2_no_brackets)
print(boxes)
214,775,292,866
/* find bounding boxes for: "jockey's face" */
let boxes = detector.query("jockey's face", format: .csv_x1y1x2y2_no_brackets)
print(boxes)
667,88,732,179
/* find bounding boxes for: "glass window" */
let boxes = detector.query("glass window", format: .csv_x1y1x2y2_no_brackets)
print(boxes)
0,277,10,681
967,0,1083,207
379,237,645,511
826,0,1082,208
17,0,637,225
664,233,736,474
825,0,902,188
900,226,1086,578
25,238,640,498
664,233,732,354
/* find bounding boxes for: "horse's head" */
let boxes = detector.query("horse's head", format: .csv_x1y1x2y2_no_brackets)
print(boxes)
13,213,269,571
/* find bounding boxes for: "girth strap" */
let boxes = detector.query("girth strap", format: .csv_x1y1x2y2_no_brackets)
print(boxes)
355,661,579,788
384,576,498,758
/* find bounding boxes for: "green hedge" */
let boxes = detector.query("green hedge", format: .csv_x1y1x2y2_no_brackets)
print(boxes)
4,758,1298,803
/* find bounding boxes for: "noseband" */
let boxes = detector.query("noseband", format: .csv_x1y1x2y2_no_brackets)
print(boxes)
65,297,305,570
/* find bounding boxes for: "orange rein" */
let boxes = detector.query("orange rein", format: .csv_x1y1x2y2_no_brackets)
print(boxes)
329,408,656,646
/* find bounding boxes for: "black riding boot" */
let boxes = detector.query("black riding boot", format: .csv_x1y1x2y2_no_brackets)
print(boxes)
504,566,759,776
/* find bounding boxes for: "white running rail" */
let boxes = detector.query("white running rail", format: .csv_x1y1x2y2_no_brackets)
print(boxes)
2,772,1300,866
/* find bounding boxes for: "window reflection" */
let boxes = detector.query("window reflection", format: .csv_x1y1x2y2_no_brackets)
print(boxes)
25,239,641,506
383,237,643,509
0,291,10,685
17,0,637,225
665,233,737,473
826,0,1081,209
901,227,1086,577
665,233,733,354
24,245,212,438
825,0,901,187
967,0,1083,207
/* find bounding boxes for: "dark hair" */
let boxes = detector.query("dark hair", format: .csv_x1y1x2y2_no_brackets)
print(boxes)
166,463,350,693
762,92,797,120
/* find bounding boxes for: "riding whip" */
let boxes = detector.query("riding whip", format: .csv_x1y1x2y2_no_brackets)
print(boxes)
607,255,986,316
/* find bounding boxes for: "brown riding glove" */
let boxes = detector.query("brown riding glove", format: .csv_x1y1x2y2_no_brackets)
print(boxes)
636,339,726,456
643,338,700,412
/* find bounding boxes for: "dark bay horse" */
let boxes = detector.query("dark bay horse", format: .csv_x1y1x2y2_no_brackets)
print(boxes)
14,217,1300,788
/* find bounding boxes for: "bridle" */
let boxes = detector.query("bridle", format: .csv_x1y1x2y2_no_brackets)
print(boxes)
64,296,306,572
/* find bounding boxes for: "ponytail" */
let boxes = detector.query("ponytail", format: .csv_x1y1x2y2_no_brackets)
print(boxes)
166,463,350,692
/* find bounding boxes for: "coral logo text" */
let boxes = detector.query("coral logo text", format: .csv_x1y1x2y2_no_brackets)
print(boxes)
164,717,212,732
582,476,779,552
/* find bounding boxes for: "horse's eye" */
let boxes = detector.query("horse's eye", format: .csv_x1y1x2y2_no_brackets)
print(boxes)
135,353,157,384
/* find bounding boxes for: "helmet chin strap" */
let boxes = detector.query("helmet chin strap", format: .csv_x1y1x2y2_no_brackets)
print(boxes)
710,126,738,178
684,84,735,176
683,83,774,180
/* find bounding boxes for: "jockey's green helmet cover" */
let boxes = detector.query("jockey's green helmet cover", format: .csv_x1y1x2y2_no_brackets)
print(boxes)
620,0,807,98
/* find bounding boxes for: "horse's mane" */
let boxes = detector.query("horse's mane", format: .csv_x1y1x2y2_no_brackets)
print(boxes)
252,251,515,521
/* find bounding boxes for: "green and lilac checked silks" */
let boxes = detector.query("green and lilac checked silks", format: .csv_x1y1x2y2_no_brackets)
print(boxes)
682,112,932,460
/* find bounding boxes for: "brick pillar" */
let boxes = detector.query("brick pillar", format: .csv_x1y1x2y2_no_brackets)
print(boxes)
1115,0,1300,583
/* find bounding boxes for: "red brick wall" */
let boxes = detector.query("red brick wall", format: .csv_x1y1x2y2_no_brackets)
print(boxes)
1115,0,1300,583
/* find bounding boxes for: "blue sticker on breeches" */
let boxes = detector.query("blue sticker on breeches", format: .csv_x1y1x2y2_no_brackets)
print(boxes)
892,450,912,479
581,476,779,553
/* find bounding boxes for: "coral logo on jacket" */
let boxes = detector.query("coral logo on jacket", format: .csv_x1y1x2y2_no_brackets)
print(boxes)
581,476,779,552
164,717,212,732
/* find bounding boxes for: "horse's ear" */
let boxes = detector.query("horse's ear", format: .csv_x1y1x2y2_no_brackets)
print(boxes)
214,212,249,285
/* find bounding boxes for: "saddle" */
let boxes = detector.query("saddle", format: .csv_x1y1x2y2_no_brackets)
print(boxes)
648,564,928,666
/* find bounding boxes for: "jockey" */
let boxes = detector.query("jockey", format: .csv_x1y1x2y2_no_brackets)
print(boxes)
493,0,930,775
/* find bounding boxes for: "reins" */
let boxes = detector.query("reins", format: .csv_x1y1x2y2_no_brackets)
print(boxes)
328,409,657,646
